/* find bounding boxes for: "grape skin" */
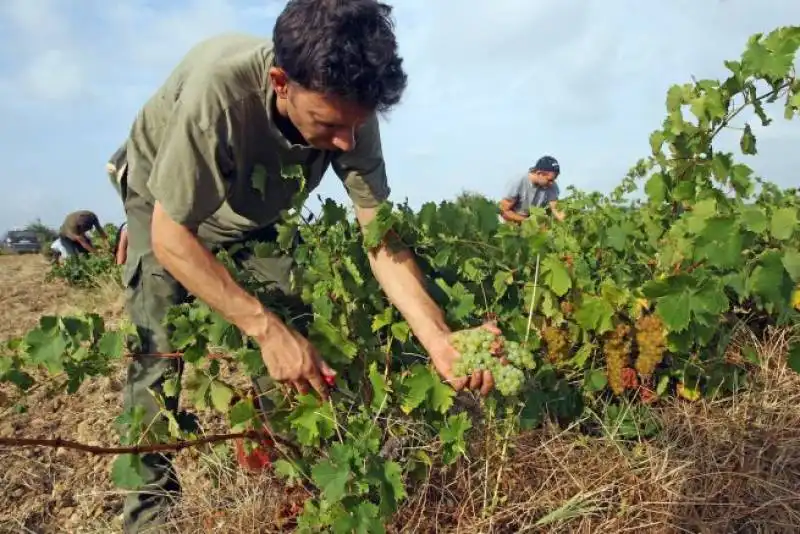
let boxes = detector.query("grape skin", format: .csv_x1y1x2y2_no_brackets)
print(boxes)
634,314,666,376
451,329,535,396
604,323,631,396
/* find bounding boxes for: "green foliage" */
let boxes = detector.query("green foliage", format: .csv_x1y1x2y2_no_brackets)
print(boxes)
47,253,121,288
46,224,123,287
2,25,800,532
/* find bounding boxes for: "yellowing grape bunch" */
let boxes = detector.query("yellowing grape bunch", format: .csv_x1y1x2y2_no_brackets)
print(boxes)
634,314,666,376
451,328,536,397
604,323,631,395
792,285,800,311
541,323,570,363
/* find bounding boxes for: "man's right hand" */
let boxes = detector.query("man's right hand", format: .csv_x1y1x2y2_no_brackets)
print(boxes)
254,317,336,400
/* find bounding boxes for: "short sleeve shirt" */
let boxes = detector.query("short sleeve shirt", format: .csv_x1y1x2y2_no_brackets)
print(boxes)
503,176,559,216
121,33,391,245
60,210,99,237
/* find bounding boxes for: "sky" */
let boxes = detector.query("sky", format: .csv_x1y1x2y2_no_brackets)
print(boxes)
0,0,799,232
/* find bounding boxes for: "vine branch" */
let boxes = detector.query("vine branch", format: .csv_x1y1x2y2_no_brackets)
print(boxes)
0,431,272,455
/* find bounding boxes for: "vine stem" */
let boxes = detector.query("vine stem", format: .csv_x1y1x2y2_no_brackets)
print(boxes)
523,253,542,347
0,430,271,455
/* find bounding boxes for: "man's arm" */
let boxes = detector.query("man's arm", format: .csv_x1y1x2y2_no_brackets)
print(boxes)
65,230,96,253
115,227,128,265
151,203,273,339
548,200,566,222
145,95,333,397
333,114,494,394
355,206,496,394
92,214,108,240
355,206,449,349
547,183,565,221
499,198,527,223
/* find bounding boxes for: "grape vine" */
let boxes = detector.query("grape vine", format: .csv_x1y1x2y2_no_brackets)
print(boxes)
2,25,800,532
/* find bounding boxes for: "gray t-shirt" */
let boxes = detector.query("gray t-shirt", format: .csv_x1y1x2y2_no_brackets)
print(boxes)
503,176,559,216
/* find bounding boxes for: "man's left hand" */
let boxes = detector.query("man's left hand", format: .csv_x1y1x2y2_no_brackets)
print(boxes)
426,322,502,396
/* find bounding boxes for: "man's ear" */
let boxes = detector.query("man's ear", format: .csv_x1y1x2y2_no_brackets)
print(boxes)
269,67,290,98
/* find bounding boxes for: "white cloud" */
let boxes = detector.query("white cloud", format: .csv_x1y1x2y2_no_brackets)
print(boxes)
0,0,799,231
3,0,63,38
21,49,85,100
0,0,88,102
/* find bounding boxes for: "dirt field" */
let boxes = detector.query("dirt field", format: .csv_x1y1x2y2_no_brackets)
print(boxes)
1,254,799,533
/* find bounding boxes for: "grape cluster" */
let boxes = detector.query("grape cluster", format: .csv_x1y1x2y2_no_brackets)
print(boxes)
604,323,631,395
451,328,535,397
541,324,569,363
634,314,666,376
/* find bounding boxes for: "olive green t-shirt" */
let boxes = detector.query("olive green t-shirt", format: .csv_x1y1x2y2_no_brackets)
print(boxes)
122,33,391,244
60,210,100,238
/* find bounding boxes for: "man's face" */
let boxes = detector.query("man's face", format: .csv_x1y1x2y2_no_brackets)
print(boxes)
270,67,370,151
529,170,557,187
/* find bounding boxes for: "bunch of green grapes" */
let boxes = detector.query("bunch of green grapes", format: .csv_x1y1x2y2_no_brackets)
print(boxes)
604,323,631,396
505,340,535,369
451,328,535,396
634,314,666,376
541,324,569,363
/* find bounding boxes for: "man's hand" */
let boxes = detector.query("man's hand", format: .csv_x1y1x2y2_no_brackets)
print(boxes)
498,198,527,224
427,322,502,397
254,318,336,400
548,200,566,222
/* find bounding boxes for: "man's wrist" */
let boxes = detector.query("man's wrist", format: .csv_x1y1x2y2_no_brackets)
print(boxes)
239,303,276,341
414,318,451,352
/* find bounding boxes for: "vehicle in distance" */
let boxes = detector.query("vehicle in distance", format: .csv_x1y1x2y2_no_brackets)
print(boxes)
2,229,41,254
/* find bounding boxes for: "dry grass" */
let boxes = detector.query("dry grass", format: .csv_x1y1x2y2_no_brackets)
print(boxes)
1,255,799,533
0,255,125,340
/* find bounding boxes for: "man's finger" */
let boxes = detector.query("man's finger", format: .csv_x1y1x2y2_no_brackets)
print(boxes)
481,322,502,336
292,380,309,395
307,370,330,401
450,376,468,391
480,370,494,397
469,371,482,391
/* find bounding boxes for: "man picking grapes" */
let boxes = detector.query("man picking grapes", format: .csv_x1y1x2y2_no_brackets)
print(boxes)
110,0,499,530
499,155,566,223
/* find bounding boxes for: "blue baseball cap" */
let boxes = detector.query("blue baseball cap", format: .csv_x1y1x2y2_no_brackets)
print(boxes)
530,155,560,175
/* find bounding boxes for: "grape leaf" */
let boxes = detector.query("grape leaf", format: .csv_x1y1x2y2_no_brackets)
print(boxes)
771,207,798,240
210,381,234,413
229,398,258,432
541,256,572,297
584,369,608,392
376,460,406,516
311,445,352,502
783,249,800,281
111,454,146,489
25,328,67,374
236,349,265,376
332,502,384,534
740,205,768,234
98,331,125,360
655,291,692,332
289,394,336,446
574,296,615,334
274,459,305,484
368,363,389,411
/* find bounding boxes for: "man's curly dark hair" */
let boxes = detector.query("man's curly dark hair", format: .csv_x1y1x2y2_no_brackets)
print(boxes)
273,0,408,113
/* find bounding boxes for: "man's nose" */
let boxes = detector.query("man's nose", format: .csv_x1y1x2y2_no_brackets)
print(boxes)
332,127,356,151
